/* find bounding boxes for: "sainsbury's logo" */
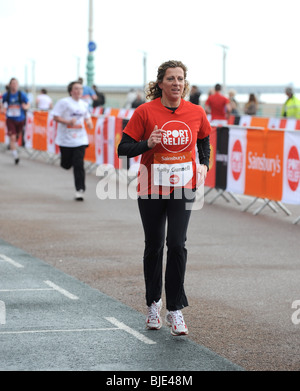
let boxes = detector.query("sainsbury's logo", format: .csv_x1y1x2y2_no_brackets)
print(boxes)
248,152,281,177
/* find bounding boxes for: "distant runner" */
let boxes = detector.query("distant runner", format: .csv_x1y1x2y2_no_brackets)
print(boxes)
53,81,93,201
0,78,30,164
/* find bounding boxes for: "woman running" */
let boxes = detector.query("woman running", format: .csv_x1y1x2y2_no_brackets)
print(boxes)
118,60,211,336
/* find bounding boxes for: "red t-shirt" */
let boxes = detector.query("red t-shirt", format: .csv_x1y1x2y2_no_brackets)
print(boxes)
123,98,211,195
205,92,230,120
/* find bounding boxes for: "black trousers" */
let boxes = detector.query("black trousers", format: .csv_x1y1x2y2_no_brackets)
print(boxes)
59,145,87,191
137,189,195,311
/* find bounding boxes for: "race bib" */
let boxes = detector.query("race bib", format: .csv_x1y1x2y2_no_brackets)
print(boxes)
153,152,193,187
7,105,21,117
67,120,84,139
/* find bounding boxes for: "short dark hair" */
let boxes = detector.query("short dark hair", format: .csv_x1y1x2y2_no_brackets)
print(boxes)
215,84,222,91
67,81,81,95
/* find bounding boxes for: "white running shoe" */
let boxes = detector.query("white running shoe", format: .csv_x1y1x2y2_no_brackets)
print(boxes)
165,310,189,336
146,299,162,330
75,189,84,201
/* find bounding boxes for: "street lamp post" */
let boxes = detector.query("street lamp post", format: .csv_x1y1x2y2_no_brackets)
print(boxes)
86,0,95,86
217,44,229,93
30,59,36,106
142,51,147,90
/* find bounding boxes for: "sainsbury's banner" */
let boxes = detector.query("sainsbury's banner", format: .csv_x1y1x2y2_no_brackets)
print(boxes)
244,129,284,201
226,127,300,204
282,132,300,204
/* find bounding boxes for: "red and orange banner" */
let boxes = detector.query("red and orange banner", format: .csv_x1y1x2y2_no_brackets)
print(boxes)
226,127,300,203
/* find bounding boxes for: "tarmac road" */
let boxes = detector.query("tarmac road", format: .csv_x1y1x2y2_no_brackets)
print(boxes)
0,147,300,372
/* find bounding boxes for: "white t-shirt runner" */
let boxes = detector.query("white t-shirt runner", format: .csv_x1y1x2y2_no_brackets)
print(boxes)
53,97,91,147
36,94,52,110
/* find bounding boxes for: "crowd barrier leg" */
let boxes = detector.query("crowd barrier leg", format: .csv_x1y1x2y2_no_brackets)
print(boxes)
227,192,242,205
208,188,242,206
204,187,214,197
293,215,300,224
243,197,259,212
275,202,292,216
0,143,7,152
208,188,230,204
46,153,60,165
85,161,98,174
253,199,278,216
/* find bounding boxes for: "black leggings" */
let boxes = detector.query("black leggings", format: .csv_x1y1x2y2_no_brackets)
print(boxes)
138,189,195,311
60,145,87,191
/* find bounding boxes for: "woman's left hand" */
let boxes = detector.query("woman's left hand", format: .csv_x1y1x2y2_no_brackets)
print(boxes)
196,164,208,188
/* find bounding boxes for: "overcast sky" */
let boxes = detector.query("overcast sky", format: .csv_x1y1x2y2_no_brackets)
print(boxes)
0,0,299,89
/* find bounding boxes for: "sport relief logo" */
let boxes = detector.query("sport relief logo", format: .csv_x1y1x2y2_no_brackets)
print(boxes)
231,139,243,180
287,145,300,192
161,120,192,153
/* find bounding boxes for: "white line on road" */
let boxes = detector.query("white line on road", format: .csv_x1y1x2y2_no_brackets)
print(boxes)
105,317,156,345
0,254,24,268
44,280,79,300
0,327,119,335
0,288,53,292
0,301,6,325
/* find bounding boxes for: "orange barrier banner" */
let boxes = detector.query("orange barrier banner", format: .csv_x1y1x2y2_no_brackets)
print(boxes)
227,127,289,202
84,116,98,163
244,129,284,201
0,113,6,143
32,111,48,151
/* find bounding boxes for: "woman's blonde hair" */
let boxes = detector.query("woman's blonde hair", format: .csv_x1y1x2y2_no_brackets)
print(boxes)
145,60,190,101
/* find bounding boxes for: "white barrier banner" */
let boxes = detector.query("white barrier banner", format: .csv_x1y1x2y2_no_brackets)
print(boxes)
47,111,56,154
282,132,300,204
24,111,34,149
226,128,247,195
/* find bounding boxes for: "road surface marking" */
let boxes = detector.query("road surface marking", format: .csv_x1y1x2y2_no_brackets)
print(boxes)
105,317,156,345
44,280,79,300
0,327,119,335
0,254,24,268
0,288,53,292
0,301,5,325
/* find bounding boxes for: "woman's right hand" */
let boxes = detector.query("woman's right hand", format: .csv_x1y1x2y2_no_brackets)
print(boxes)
147,125,165,149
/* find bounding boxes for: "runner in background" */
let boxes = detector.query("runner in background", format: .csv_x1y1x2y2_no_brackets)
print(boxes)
118,60,211,336
36,89,53,111
205,83,231,122
77,77,97,110
0,78,30,164
52,81,93,201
